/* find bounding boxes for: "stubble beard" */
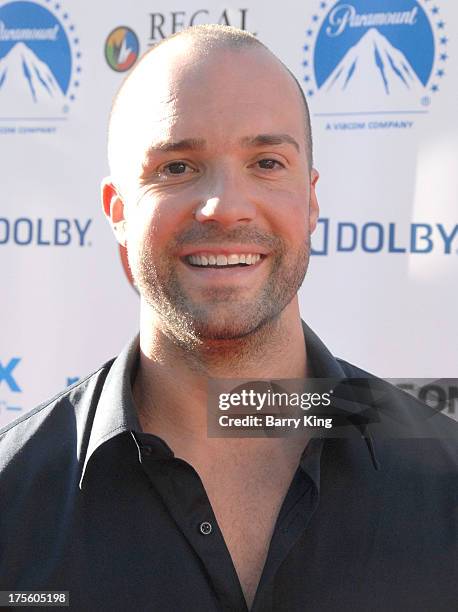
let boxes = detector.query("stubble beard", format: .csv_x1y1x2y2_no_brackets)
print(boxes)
128,226,311,352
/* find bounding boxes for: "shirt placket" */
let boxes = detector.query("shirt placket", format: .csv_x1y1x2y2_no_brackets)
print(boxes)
249,439,323,611
138,439,248,612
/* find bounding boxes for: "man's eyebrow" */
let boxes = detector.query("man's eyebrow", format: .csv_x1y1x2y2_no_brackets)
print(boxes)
147,138,207,153
240,134,301,152
144,134,301,158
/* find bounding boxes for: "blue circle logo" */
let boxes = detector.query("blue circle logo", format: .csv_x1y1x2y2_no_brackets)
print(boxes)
303,0,448,113
0,0,81,117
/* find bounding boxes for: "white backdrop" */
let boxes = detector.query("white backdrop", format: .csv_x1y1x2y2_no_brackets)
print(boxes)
1,0,457,427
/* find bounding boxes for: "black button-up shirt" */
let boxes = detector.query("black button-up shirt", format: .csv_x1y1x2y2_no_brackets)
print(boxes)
0,323,456,611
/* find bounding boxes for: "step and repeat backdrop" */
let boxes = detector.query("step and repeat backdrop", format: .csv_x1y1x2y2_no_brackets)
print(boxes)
1,0,457,427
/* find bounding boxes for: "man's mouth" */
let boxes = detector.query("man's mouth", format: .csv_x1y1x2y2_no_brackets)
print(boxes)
185,253,264,268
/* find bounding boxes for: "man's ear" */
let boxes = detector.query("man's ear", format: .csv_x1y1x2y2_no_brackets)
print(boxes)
309,168,320,234
101,177,127,247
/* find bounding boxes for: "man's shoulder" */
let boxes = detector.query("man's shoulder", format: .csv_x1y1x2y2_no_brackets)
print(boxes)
336,355,457,429
335,356,458,471
0,358,115,470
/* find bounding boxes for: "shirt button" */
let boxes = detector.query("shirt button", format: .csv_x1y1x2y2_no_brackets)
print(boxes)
142,446,153,456
199,521,212,535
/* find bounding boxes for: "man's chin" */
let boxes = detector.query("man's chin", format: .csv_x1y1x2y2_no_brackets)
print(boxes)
176,308,278,343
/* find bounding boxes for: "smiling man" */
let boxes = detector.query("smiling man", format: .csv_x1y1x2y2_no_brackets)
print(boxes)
0,25,456,612
106,27,318,355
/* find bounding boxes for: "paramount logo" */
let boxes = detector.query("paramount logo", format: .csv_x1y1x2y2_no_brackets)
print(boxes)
326,4,418,37
0,20,59,42
321,28,423,97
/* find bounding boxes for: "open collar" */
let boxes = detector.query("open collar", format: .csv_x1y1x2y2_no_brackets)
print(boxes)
79,322,380,489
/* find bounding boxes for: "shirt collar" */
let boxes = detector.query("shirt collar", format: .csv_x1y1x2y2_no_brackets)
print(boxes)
301,320,380,471
79,322,379,489
300,320,347,379
79,335,141,488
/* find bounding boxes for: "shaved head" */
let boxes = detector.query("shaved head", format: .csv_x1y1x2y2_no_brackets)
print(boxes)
107,24,313,184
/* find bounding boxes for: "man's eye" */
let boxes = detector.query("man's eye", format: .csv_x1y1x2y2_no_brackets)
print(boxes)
159,161,198,177
163,162,191,174
257,159,284,170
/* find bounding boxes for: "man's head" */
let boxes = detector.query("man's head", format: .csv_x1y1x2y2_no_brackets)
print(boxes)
103,25,319,345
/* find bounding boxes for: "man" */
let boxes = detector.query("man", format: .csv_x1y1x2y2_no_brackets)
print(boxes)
0,25,456,612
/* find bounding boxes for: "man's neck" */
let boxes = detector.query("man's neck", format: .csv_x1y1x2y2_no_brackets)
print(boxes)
133,298,308,441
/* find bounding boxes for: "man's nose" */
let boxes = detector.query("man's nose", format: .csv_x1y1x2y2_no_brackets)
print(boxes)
193,168,257,226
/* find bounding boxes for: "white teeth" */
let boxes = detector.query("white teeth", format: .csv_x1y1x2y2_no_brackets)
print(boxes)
217,254,228,266
187,253,263,266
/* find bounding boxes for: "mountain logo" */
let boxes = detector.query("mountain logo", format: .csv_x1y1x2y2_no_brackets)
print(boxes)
0,0,81,119
105,27,139,73
303,0,448,114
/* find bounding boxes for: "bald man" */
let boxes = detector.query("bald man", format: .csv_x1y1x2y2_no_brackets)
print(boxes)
0,25,456,612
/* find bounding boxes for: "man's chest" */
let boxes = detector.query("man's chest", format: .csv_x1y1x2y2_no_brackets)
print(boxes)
198,465,298,608
213,499,280,608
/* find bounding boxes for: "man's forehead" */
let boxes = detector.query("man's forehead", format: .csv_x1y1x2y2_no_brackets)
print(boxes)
117,42,300,117
108,40,309,176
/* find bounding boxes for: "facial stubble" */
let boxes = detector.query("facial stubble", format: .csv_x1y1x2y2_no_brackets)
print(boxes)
128,224,311,348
